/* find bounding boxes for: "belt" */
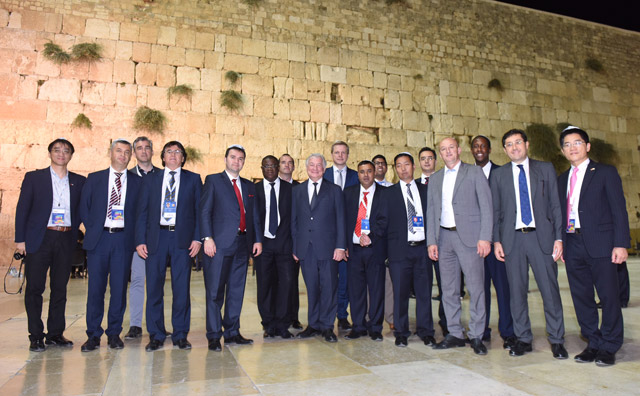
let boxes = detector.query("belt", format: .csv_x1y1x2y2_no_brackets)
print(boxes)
440,226,457,231
160,225,176,231
237,230,247,235
408,240,425,247
47,226,71,232
516,227,536,233
104,227,124,233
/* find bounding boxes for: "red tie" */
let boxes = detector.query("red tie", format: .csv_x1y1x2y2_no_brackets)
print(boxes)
354,192,369,237
232,179,246,232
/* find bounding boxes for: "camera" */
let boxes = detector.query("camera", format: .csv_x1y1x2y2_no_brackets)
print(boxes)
13,252,25,261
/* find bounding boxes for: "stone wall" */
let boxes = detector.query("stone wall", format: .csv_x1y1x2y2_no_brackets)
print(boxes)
0,0,639,259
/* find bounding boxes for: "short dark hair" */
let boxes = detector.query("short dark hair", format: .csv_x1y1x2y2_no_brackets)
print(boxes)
48,138,75,154
160,141,187,167
372,154,387,164
394,152,414,165
357,160,375,169
280,153,293,161
502,129,528,147
559,127,589,146
133,136,153,150
262,155,278,164
472,135,491,149
418,147,437,160
225,145,246,158
331,140,349,154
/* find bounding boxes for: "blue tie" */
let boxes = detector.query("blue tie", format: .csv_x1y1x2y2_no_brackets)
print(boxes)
269,182,278,235
517,164,532,225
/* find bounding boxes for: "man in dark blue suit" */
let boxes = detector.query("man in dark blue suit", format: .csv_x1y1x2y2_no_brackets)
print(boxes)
255,155,295,339
200,145,262,351
135,141,202,351
558,126,630,367
344,160,387,341
15,138,86,352
471,135,516,350
323,141,357,330
379,152,435,348
293,153,346,342
79,139,141,351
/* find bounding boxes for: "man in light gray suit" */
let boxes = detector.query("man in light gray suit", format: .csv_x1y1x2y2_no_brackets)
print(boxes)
491,129,567,360
427,137,492,355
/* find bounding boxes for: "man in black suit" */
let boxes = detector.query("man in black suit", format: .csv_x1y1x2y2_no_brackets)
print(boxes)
255,155,296,339
471,135,516,349
292,153,346,342
15,138,86,352
558,126,630,366
344,160,387,341
379,152,435,348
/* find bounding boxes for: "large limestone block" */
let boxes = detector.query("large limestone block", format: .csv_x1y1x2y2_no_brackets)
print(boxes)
157,64,176,87
113,59,134,84
379,128,406,146
146,86,169,110
205,51,224,70
216,115,245,135
166,46,185,66
253,96,273,118
195,32,215,50
290,100,310,121
139,25,158,44
317,47,339,66
157,26,176,46
200,68,221,92
85,19,119,40
191,90,213,114
39,78,80,103
289,62,305,79
310,101,329,123
1,29,36,51
116,40,133,60
0,73,19,98
243,38,265,57
185,49,204,68
176,29,196,49
132,43,151,63
273,98,290,119
135,63,157,86
119,23,139,41
266,42,287,60
292,78,308,100
116,84,137,107
224,54,258,74
319,65,346,84
243,74,273,97
18,75,38,100
176,66,201,89
288,43,305,62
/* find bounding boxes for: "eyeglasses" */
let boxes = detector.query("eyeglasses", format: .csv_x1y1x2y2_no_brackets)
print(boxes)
164,150,183,155
562,141,585,149
504,140,525,148
52,149,71,154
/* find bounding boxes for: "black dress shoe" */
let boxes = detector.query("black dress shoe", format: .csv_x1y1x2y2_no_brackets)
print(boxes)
509,341,532,356
621,302,628,308
278,330,295,339
145,339,163,352
337,318,352,330
291,320,303,330
208,338,222,351
431,295,441,301
595,350,616,366
225,334,253,345
108,335,124,349
551,343,568,359
344,330,367,340
574,347,598,363
323,329,338,343
370,332,383,342
263,329,276,338
502,336,517,350
433,335,466,349
482,333,491,342
124,326,142,339
45,334,73,347
81,337,100,352
297,326,320,338
395,336,408,347
470,338,488,355
420,335,436,347
596,301,602,309
173,338,192,350
29,339,45,352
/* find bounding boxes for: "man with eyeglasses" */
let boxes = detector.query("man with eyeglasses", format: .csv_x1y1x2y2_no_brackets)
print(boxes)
135,141,202,351
558,126,629,366
80,139,142,351
125,136,160,341
15,138,86,352
490,129,567,359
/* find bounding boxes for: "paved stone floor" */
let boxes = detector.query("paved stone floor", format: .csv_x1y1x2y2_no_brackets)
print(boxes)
1,258,639,395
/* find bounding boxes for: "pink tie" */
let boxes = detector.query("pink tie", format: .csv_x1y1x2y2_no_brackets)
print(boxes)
567,167,579,226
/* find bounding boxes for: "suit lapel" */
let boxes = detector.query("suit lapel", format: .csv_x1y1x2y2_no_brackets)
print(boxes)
220,172,240,211
452,163,466,198
579,160,597,202
528,160,539,198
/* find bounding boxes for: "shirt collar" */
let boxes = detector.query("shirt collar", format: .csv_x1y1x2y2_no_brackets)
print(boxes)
164,167,181,176
360,183,376,194
110,166,127,177
265,178,280,187
446,161,461,172
511,156,530,170
225,170,239,183
49,166,68,180
571,158,590,173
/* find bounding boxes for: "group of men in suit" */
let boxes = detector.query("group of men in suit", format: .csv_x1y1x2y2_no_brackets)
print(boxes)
15,126,630,366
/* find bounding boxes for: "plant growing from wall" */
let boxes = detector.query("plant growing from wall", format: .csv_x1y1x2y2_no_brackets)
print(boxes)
43,42,71,64
184,145,204,164
167,84,194,100
224,70,241,85
71,42,103,62
134,106,167,134
220,90,244,112
585,57,604,73
488,78,504,91
242,0,262,6
525,123,568,174
71,113,92,130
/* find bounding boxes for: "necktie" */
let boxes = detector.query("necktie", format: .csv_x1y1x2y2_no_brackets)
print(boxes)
162,171,176,221
517,164,532,225
269,182,278,235
336,169,344,190
424,176,429,185
232,179,246,232
567,167,579,226
310,182,319,210
354,191,369,237
406,183,416,233
108,172,123,219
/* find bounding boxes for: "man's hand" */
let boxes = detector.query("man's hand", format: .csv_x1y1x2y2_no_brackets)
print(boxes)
359,234,372,247
477,240,491,258
16,242,26,256
333,249,346,261
494,242,505,262
552,240,563,262
293,253,299,261
428,245,438,261
136,244,148,259
253,242,263,257
611,247,628,264
188,241,201,258
204,239,216,257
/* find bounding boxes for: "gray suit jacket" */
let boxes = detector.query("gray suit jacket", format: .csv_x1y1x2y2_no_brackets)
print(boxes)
490,158,562,256
426,162,493,248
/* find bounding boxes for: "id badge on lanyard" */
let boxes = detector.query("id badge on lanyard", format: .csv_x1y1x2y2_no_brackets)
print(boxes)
361,218,370,235
412,216,424,232
111,205,125,226
163,200,177,221
51,208,65,224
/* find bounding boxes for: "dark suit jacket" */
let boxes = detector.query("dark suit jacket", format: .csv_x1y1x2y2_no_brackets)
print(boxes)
291,179,346,260
491,158,562,256
379,182,428,261
255,178,293,254
324,166,358,189
15,168,86,253
135,168,202,253
558,160,630,258
80,169,141,252
344,184,387,257
200,172,262,254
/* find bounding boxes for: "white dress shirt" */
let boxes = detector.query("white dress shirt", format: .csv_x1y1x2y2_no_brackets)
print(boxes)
512,157,536,229
566,158,590,229
352,183,376,244
481,162,491,179
400,180,425,242
262,178,281,239
440,161,460,228
375,178,393,187
48,166,71,227
104,167,127,228
159,167,181,226
308,178,323,204
420,173,431,185
333,166,346,190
